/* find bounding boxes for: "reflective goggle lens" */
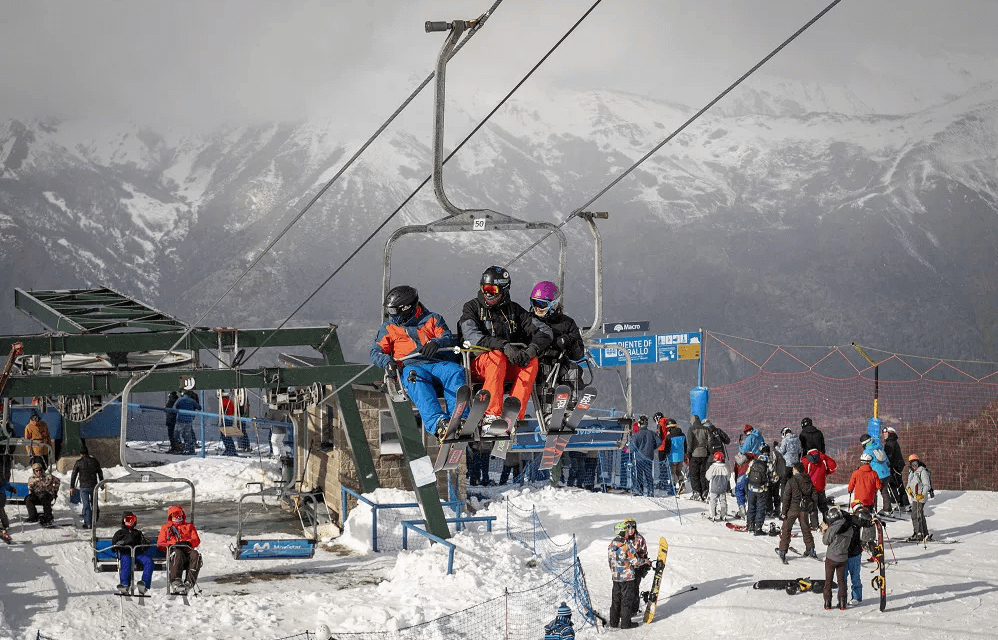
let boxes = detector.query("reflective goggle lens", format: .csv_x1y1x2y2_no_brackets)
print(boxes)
124,516,137,526
386,304,411,315
482,285,500,295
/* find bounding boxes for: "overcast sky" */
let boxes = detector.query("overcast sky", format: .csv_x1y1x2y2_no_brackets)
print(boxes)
2,0,997,130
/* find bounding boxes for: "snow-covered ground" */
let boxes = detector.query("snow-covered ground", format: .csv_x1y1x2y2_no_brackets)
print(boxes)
1,455,995,640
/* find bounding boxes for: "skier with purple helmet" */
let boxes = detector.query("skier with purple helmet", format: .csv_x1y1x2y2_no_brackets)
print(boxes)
528,281,586,395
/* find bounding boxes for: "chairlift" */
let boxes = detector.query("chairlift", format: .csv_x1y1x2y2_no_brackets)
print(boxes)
230,483,319,560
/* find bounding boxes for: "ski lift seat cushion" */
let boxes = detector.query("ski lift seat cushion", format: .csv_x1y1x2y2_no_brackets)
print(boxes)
5,482,29,505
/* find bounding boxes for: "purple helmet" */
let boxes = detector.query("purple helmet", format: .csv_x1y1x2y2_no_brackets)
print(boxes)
530,281,561,317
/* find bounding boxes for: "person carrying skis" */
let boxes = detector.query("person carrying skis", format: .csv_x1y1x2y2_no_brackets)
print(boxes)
457,267,553,427
705,451,730,521
801,448,837,529
860,432,893,514
112,512,157,594
607,520,646,629
777,462,818,562
738,424,764,456
798,417,825,454
882,426,910,512
371,285,466,439
905,454,933,541
543,601,575,640
69,445,104,529
25,462,60,525
820,506,852,610
156,505,202,594
847,452,881,510
778,426,803,465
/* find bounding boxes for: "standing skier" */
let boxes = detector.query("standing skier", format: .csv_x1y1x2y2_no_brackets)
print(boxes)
777,426,803,465
801,448,837,528
777,462,818,562
705,451,730,521
847,452,881,510
665,419,687,495
883,426,910,511
745,452,771,535
738,424,764,456
607,520,646,629
905,454,933,541
798,417,825,454
371,285,466,439
820,506,852,610
860,433,893,514
457,267,553,426
687,416,711,501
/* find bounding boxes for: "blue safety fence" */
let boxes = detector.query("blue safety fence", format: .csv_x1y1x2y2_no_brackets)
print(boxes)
79,402,294,459
339,486,466,552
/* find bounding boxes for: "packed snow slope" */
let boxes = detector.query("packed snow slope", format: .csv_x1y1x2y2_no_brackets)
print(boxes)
1,456,996,640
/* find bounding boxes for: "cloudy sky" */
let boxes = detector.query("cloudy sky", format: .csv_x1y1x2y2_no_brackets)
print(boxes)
2,0,996,130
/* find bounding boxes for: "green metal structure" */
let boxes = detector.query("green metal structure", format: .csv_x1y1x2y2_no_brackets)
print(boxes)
1,287,452,541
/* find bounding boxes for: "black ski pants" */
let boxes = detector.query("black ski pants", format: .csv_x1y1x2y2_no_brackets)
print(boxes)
689,456,709,498
25,493,53,523
609,579,639,628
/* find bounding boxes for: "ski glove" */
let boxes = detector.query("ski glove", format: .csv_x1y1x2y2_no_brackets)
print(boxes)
503,343,524,364
524,344,540,361
420,340,440,358
915,493,924,502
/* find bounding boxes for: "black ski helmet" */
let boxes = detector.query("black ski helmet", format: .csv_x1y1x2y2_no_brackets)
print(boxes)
384,285,419,322
638,414,648,426
652,412,665,423
480,266,511,306
825,505,845,524
801,417,813,429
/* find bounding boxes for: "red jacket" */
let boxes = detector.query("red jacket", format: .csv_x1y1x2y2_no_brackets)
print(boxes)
802,451,837,491
847,464,882,507
157,505,201,551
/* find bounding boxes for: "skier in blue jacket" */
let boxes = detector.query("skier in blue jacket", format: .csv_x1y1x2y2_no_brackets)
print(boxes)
860,431,893,514
739,424,764,456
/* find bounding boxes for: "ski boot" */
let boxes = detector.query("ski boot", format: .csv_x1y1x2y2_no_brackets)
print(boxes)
116,584,129,595
838,597,848,610
137,580,147,595
753,527,766,536
805,547,819,559
171,580,187,595
433,418,448,444
775,548,788,565
824,599,832,610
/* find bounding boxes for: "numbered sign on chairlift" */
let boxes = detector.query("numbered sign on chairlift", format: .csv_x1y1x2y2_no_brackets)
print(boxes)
473,218,487,230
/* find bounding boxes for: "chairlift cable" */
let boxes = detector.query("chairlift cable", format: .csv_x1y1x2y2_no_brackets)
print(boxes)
240,0,605,365
79,1,507,414
504,0,845,268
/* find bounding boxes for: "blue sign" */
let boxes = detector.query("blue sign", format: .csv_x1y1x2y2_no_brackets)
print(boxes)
593,332,701,366
602,321,650,334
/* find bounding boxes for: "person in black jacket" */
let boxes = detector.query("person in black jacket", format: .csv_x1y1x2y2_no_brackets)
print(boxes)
527,280,585,420
165,391,180,453
882,426,910,511
777,462,818,562
797,417,825,454
70,445,104,529
457,267,553,429
687,416,712,501
112,512,156,594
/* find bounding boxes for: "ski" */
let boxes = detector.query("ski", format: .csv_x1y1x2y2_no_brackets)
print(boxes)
489,397,521,460
441,385,472,441
538,386,596,471
896,538,958,545
436,388,490,472
113,592,152,598
642,537,669,624
545,384,572,434
871,518,887,612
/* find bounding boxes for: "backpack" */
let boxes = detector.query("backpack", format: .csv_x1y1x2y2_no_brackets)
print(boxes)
747,460,768,487
707,427,727,455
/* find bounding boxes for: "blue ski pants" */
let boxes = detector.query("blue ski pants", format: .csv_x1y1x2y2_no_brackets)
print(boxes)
846,553,862,602
401,361,466,434
119,549,156,587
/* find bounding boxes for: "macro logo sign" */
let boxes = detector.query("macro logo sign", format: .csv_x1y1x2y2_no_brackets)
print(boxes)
603,321,649,334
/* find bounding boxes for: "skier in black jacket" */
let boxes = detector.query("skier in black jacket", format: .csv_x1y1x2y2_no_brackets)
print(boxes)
882,427,910,511
527,280,585,419
797,417,825,454
111,512,157,594
70,445,104,529
458,267,553,427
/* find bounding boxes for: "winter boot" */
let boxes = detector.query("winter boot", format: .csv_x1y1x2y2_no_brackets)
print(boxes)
775,548,788,565
116,584,129,595
434,418,448,443
838,597,848,610
171,580,187,594
805,547,818,559
137,580,147,595
824,599,832,610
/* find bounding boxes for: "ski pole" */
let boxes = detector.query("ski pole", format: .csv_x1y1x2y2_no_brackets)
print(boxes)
880,522,898,564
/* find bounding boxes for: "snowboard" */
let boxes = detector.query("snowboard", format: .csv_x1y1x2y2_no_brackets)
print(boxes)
434,388,489,472
871,518,887,612
538,386,596,471
642,537,669,624
753,578,836,595
489,397,521,460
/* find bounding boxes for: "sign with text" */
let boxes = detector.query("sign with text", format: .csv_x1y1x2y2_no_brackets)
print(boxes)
602,321,650,334
594,332,701,366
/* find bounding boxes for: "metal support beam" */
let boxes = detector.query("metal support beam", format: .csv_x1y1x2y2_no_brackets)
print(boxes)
385,396,451,541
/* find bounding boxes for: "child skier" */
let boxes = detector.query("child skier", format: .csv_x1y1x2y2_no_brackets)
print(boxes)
705,451,730,521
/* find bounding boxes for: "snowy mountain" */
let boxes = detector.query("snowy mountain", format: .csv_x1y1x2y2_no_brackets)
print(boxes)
1,81,996,412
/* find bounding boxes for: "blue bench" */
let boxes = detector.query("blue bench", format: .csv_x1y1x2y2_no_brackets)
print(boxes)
4,482,29,507
93,538,167,573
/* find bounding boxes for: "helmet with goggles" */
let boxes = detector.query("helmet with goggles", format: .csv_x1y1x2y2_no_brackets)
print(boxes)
384,285,419,322
481,266,511,307
529,280,561,317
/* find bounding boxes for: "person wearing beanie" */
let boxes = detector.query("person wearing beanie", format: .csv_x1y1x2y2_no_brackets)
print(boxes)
24,412,53,468
738,424,764,456
70,445,104,529
544,601,575,640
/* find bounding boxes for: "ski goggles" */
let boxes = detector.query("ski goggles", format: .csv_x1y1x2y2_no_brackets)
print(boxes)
124,515,137,527
530,296,560,312
171,515,184,522
385,303,413,316
481,284,501,295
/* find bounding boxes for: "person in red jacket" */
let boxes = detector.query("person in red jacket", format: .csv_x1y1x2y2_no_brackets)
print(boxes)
801,448,837,528
157,505,202,594
847,452,882,509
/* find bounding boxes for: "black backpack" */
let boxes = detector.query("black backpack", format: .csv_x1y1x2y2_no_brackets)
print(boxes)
747,460,768,487
707,427,727,455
